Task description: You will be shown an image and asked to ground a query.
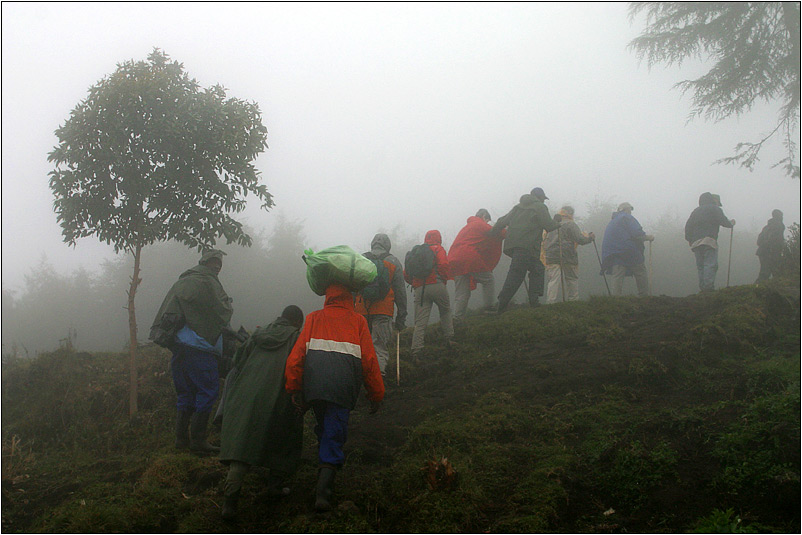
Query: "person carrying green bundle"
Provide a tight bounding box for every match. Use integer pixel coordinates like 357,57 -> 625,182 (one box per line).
219,305 -> 305,521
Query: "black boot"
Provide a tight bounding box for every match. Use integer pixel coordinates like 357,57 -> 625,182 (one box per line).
189,412 -> 220,453
221,490 -> 239,520
314,465 -> 337,512
175,409 -> 192,449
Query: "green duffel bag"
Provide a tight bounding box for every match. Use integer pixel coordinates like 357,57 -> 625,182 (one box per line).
303,245 -> 378,296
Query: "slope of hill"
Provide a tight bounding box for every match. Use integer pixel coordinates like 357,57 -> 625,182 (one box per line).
2,282 -> 799,533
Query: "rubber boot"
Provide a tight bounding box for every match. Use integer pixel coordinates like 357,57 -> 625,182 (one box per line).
189,411 -> 220,453
221,490 -> 239,521
314,465 -> 337,512
175,409 -> 192,449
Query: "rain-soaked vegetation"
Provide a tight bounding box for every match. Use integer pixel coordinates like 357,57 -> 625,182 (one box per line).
3,276 -> 798,533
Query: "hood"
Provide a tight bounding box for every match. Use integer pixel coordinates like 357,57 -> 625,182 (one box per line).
466,215 -> 487,225
698,192 -> 715,206
424,230 -> 442,246
324,283 -> 355,310
518,193 -> 537,206
558,209 -> 574,221
179,264 -> 220,281
251,316 -> 299,350
370,233 -> 391,256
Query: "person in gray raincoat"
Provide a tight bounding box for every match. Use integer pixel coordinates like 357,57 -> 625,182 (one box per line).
150,249 -> 233,454
219,306 -> 305,520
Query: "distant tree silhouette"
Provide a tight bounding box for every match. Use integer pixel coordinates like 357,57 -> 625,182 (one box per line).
48,49 -> 271,416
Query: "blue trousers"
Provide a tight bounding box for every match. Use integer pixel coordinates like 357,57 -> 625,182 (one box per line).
171,345 -> 219,413
694,245 -> 718,292
312,401 -> 350,467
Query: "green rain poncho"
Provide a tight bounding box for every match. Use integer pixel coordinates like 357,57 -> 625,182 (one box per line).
151,264 -> 233,346
219,317 -> 303,471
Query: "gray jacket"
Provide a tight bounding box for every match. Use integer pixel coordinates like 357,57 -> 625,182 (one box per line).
543,218 -> 593,266
365,233 -> 408,326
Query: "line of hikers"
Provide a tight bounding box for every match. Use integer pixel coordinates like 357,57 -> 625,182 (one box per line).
149,186 -> 787,519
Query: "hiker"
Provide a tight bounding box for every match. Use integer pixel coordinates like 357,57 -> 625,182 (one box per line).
285,283 -> 384,512
541,206 -> 595,303
404,230 -> 456,361
150,249 -> 234,453
354,233 -> 408,376
755,209 -> 785,283
492,187 -> 560,312
684,192 -> 735,292
447,209 -> 506,320
219,306 -> 305,520
600,202 -> 654,296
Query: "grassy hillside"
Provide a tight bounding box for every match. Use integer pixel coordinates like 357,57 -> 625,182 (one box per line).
2,282 -> 799,533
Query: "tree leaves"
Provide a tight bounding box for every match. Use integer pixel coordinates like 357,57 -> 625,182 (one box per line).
49,48 -> 272,253
629,2 -> 800,178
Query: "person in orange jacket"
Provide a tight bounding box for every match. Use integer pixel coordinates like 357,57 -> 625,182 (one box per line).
354,233 -> 408,376
285,283 -> 384,512
404,230 -> 455,361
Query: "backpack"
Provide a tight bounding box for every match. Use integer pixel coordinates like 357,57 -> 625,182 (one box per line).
359,253 -> 391,302
303,246 -> 378,296
756,225 -> 769,248
405,244 -> 436,280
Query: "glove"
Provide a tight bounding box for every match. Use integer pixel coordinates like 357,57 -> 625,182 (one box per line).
394,318 -> 406,332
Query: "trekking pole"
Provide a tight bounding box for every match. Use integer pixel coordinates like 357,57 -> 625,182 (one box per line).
396,331 -> 400,386
726,226 -> 734,287
649,242 -> 652,295
592,239 -> 612,296
558,227 -> 566,303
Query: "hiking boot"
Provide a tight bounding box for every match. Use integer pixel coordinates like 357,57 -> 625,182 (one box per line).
189,412 -> 220,454
314,465 -> 337,512
175,409 -> 192,449
221,490 -> 239,520
411,351 -> 423,366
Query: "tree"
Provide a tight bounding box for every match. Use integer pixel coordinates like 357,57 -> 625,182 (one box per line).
628,2 -> 801,178
48,49 -> 271,416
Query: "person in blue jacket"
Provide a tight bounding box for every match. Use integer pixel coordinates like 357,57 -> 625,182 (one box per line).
600,202 -> 654,296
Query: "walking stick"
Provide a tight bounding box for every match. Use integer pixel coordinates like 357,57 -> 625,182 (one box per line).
593,239 -> 612,296
726,226 -> 733,287
649,242 -> 652,295
558,227 -> 566,302
396,331 -> 400,386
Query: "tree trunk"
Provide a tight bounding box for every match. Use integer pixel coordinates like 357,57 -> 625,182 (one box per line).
127,244 -> 143,417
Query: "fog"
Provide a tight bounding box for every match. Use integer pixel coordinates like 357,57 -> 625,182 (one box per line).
2,3 -> 799,353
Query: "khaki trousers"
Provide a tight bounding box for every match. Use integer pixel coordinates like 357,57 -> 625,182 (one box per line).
453,272 -> 495,318
411,282 -> 454,354
545,264 -> 580,303
610,263 -> 649,296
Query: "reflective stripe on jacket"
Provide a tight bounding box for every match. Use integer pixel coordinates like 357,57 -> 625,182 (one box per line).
285,283 -> 384,409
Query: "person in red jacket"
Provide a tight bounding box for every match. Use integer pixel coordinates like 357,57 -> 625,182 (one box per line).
404,230 -> 455,361
447,209 -> 506,320
285,283 -> 384,512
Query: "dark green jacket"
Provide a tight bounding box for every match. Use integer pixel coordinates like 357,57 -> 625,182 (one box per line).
494,194 -> 559,256
219,317 -> 303,471
151,264 -> 233,346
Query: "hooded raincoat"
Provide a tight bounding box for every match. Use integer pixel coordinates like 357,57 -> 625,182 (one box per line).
151,264 -> 233,348
448,216 -> 505,281
404,230 -> 450,288
220,317 -> 302,471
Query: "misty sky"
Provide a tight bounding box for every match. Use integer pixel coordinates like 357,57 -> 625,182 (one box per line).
2,2 -> 800,293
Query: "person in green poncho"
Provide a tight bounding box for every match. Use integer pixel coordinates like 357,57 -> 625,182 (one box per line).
219,305 -> 305,521
150,249 -> 234,454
